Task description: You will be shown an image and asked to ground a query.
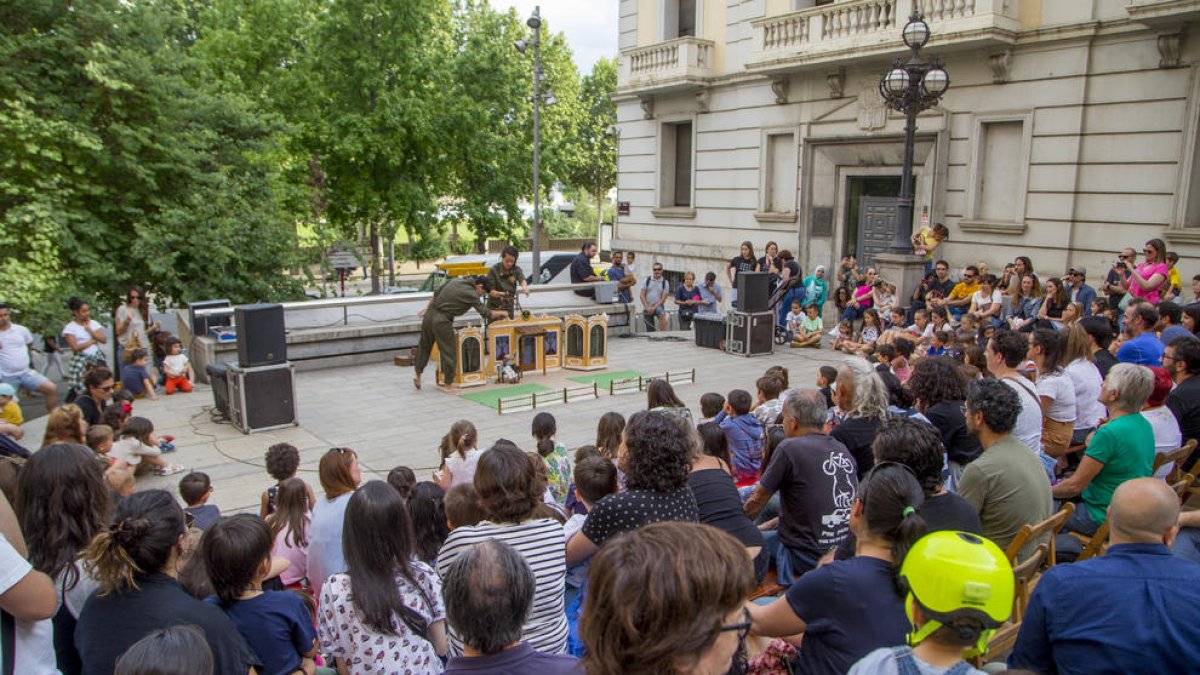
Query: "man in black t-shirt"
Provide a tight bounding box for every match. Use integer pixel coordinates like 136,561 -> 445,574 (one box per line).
1165,337 -> 1200,471
745,389 -> 857,583
569,242 -> 603,298
1105,247 -> 1136,309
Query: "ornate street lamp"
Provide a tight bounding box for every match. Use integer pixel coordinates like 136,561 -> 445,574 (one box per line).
878,12 -> 950,252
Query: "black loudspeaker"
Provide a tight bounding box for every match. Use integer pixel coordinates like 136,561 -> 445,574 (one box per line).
737,272 -> 771,312
227,363 -> 297,434
235,303 -> 286,367
205,362 -> 232,419
189,299 -> 232,337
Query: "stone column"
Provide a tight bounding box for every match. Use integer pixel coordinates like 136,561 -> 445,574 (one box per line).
873,252 -> 927,311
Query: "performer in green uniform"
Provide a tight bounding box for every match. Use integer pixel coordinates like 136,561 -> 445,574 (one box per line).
414,275 -> 507,391
486,245 -> 530,320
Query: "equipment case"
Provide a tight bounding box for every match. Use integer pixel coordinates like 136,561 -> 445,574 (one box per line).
725,311 -> 774,357
693,313 -> 726,349
227,362 -> 299,434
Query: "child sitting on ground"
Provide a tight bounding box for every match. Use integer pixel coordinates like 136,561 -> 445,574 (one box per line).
698,392 -> 725,425
840,308 -> 882,355
817,366 -> 838,409
891,338 -> 915,383
831,319 -> 855,351
386,465 -> 416,501
784,300 -> 805,342
0,382 -> 22,430
752,375 -> 786,426
444,483 -> 485,530
433,419 -> 482,490
907,309 -> 935,351
161,337 -> 194,394
110,416 -> 185,476
715,389 -> 765,488
259,443 -> 316,518
532,412 -> 572,504
180,471 -> 221,530
120,348 -> 158,400
927,330 -> 952,357
791,303 -> 824,348
266,477 -> 312,591
85,424 -> 115,464
877,308 -> 910,345
203,515 -> 323,675
563,456 -> 619,607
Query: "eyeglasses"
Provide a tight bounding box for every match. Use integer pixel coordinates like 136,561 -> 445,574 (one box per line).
720,607 -> 752,642
98,385 -> 114,392
653,267 -> 663,272
1144,248 -> 1155,254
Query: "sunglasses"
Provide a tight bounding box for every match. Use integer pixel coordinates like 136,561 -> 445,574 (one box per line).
653,268 -> 663,272
99,385 -> 114,392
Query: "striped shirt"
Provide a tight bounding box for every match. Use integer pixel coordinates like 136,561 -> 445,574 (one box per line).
435,518 -> 568,655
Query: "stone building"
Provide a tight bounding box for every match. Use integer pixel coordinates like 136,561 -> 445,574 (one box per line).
613,0 -> 1200,296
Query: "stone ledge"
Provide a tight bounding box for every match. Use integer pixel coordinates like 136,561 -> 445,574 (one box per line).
754,211 -> 798,224
650,207 -> 697,219
957,219 -> 1027,235
1163,228 -> 1200,246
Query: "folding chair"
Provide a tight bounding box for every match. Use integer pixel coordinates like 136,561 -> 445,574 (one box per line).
1005,502 -> 1074,568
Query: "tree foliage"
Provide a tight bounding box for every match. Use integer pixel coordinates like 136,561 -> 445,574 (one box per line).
0,0 -> 616,329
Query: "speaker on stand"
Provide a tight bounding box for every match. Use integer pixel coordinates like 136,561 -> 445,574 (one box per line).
228,303 -> 296,433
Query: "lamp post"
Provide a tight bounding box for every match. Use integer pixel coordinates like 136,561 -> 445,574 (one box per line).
878,12 -> 950,252
515,6 -> 555,283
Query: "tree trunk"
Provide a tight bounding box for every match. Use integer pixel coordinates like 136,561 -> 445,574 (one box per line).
369,221 -> 381,294
596,188 -> 604,245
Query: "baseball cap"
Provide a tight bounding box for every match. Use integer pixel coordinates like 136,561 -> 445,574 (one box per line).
1069,266 -> 1087,276
0,383 -> 15,397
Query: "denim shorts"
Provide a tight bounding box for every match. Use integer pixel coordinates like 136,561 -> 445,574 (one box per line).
1,370 -> 48,393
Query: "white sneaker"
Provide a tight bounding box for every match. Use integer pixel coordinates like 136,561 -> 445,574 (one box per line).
155,464 -> 187,476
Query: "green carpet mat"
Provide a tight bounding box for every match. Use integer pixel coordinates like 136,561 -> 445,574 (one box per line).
459,383 -> 553,409
567,370 -> 644,389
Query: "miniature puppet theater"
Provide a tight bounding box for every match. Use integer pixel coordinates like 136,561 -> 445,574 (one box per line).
435,311 -> 609,387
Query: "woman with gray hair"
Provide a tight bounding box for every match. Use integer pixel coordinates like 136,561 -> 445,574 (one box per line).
441,540 -> 578,673
1052,362 -> 1157,562
830,359 -> 891,478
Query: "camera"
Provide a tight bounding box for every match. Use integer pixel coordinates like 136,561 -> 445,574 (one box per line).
872,279 -> 884,288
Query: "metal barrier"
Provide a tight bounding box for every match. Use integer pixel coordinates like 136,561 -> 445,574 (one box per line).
608,369 -> 697,396
496,383 -> 599,415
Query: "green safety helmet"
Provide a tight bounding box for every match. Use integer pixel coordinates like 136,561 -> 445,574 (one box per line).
899,531 -> 1015,657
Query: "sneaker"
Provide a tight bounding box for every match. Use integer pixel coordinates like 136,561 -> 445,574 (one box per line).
155,464 -> 187,477
159,442 -> 177,453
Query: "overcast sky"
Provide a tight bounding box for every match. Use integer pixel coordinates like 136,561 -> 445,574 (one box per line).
493,0 -> 619,73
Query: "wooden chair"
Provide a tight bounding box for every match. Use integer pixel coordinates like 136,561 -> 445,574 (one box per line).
1170,473 -> 1196,503
971,542 -> 1049,668
1155,439 -> 1198,482
749,569 -> 786,601
1074,518 -> 1111,561
1005,502 -> 1074,568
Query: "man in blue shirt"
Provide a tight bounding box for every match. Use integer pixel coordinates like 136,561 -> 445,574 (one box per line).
1116,301 -> 1164,366
1010,477 -> 1200,674
1066,266 -> 1097,316
603,250 -> 634,303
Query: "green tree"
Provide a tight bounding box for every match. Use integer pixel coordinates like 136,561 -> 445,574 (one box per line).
307,0 -> 454,293
566,56 -> 618,236
0,0 -> 304,334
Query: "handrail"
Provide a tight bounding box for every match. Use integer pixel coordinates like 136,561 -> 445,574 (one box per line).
191,280 -> 613,318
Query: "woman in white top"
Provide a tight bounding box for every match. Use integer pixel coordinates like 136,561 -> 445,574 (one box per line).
1030,329 -> 1076,463
114,285 -> 159,374
62,297 -> 107,397
1062,325 -> 1106,447
434,420 -> 483,490
969,274 -> 1004,327
1143,365 -> 1184,479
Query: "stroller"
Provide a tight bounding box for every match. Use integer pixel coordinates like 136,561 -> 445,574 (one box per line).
767,277 -> 805,345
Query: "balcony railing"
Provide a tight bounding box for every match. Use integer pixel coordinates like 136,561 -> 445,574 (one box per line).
619,36 -> 715,94
1126,0 -> 1200,29
749,0 -> 1020,74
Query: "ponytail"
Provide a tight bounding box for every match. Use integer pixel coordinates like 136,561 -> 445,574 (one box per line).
441,420 -> 478,462
536,437 -> 555,458
859,463 -> 927,595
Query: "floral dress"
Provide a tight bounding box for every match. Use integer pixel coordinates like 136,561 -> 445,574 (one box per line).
543,441 -> 572,505
318,561 -> 444,674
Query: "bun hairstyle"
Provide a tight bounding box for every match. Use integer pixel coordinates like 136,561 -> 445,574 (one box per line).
532,412 -> 557,457
67,296 -> 87,313
84,490 -> 186,596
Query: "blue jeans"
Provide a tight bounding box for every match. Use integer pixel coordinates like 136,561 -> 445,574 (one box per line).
841,305 -> 866,323
1055,502 -> 1100,563
777,287 -> 807,325
762,530 -> 819,586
